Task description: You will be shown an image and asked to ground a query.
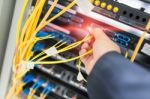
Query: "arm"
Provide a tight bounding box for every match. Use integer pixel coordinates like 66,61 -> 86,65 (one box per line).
88,51 -> 150,99
79,28 -> 150,99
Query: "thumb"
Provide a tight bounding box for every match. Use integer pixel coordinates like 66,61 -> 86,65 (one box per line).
93,28 -> 106,39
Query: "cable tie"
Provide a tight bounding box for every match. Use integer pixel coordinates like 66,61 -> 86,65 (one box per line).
21,61 -> 35,70
77,72 -> 84,82
44,46 -> 58,56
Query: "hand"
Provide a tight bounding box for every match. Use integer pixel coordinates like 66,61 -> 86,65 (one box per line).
79,28 -> 121,75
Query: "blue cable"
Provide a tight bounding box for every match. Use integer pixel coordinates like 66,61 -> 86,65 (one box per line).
42,83 -> 55,96
31,79 -> 45,90
32,43 -> 45,52
23,88 -> 30,95
23,74 -> 34,84
36,31 -> 50,37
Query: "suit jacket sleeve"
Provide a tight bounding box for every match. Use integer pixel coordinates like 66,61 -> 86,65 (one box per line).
87,51 -> 150,99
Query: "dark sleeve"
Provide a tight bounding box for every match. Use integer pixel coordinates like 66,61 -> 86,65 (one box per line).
87,51 -> 150,99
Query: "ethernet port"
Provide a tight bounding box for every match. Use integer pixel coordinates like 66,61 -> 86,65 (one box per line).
53,67 -> 64,75
65,89 -> 76,98
72,75 -> 80,84
124,37 -> 130,42
118,35 -> 123,39
121,41 -> 128,47
142,18 -> 147,23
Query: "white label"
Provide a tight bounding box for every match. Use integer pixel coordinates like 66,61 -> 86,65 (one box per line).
21,61 -> 34,70
44,47 -> 58,56
76,0 -> 94,13
141,43 -> 150,56
77,72 -> 84,81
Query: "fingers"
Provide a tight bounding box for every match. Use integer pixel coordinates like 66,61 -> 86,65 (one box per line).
93,28 -> 107,39
81,43 -> 91,50
79,49 -> 87,55
79,49 -> 88,63
79,49 -> 92,65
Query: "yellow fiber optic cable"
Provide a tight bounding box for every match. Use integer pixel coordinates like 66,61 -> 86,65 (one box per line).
77,60 -> 87,82
16,0 -> 29,44
15,0 -> 45,60
27,88 -> 36,99
30,49 -> 92,65
31,40 -> 63,61
39,0 -> 59,26
18,36 -> 53,52
125,50 -> 129,59
24,0 -> 46,42
14,82 -> 25,96
36,42 -> 81,61
57,36 -> 91,53
18,0 -> 42,45
33,0 -> 76,36
13,36 -> 53,72
55,41 -> 67,49
34,41 -> 66,61
18,0 -> 71,61
8,0 -> 44,98
15,69 -> 30,80
130,19 -> 150,62
35,0 -> 41,6
18,0 -> 76,64
36,40 -> 86,61
25,37 -> 54,60
15,41 -> 64,79
24,1 -> 45,42
40,93 -> 46,99
23,0 -> 58,42
35,35 -> 91,61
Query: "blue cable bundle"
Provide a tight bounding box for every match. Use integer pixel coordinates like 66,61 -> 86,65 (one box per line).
36,31 -> 76,44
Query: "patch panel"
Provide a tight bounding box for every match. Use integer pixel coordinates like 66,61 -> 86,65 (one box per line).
36,31 -> 76,44
63,89 -> 76,99
50,52 -> 86,73
36,64 -> 87,92
48,13 -> 83,27
42,4 -> 84,26
23,72 -> 88,99
32,30 -> 77,52
52,66 -> 65,78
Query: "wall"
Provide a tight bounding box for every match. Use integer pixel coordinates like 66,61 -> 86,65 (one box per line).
0,0 -> 16,72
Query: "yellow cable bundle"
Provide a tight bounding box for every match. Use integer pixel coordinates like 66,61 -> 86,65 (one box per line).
18,0 -> 59,60
31,49 -> 92,65
9,0 -> 95,98
24,0 -> 46,42
16,0 -> 29,44
33,35 -> 91,61
33,0 -> 76,37
18,0 -> 76,64
130,19 -> 150,62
